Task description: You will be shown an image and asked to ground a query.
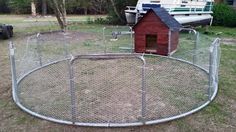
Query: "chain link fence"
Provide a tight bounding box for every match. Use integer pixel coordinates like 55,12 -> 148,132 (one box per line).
9,27 -> 220,127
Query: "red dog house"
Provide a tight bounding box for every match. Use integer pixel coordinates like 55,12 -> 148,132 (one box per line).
133,8 -> 182,56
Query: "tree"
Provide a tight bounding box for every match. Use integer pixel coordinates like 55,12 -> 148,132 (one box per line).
109,0 -> 124,23
80,0 -> 91,15
213,3 -> 236,27
42,0 -> 47,16
67,0 -> 92,15
49,0 -> 67,31
107,0 -> 137,24
31,0 -> 36,16
90,0 -> 108,14
7,0 -> 31,14
0,0 -> 10,13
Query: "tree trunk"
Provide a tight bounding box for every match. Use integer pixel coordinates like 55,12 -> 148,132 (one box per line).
84,8 -> 88,15
50,0 -> 67,31
42,0 -> 47,16
63,0 -> 66,25
109,0 -> 125,23
31,1 -> 36,16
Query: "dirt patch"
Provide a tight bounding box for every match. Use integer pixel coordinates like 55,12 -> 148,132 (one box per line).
39,31 -> 98,42
0,28 -> 235,131
221,38 -> 236,45
17,54 -> 208,124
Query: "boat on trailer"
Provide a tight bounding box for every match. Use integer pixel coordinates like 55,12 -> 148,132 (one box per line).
125,0 -> 214,26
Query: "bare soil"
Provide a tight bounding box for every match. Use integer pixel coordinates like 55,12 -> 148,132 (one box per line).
221,38 -> 236,45
1,30 -> 236,132
17,52 -> 208,125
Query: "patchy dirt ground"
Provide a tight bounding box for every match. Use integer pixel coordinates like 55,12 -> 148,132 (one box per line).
1,28 -> 236,132
17,54 -> 208,124
221,38 -> 236,45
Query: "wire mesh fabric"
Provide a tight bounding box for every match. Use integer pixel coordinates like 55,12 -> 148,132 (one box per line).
9,27 -> 221,127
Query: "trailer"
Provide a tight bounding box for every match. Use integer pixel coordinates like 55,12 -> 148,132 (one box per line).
0,24 -> 13,39
125,0 -> 214,26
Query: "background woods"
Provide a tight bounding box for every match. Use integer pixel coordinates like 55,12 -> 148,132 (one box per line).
0,0 -> 235,27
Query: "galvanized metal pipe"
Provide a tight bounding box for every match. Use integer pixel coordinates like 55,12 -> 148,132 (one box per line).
36,33 -> 42,66
208,46 -> 213,100
140,55 -> 147,119
103,27 -> 106,54
13,53 -> 217,127
11,36 -> 220,127
9,42 -> 18,103
193,32 -> 199,64
168,30 -> 171,56
63,32 -> 69,58
129,26 -> 134,53
68,60 -> 77,123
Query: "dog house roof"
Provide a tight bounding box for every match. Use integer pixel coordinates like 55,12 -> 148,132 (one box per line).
133,7 -> 182,31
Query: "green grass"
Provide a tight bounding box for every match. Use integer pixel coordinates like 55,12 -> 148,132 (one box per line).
0,15 -> 107,37
196,26 -> 236,37
15,116 -> 28,125
176,120 -> 195,132
218,45 -> 236,99
203,102 -> 229,123
0,15 -> 236,131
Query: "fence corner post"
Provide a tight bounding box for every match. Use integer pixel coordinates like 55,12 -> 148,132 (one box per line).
68,58 -> 77,124
9,41 -> 18,103
103,27 -> 106,54
193,32 -> 199,64
36,33 -> 42,66
140,55 -> 147,121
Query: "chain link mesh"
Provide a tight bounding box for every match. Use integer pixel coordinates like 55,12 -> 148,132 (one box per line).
72,55 -> 143,123
145,56 -> 208,120
18,61 -> 72,120
10,27 -> 221,126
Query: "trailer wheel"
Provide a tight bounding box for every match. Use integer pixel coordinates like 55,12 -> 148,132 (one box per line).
2,26 -> 10,39
8,26 -> 13,37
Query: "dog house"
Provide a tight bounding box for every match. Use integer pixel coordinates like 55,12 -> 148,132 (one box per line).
133,8 -> 182,56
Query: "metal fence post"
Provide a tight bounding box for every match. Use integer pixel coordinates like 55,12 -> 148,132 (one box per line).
36,33 -> 42,66
103,27 -> 106,54
208,45 -> 214,100
209,38 -> 221,100
63,32 -> 69,58
213,39 -> 220,94
215,39 -> 221,85
135,10 -> 139,24
140,56 -> 146,121
68,59 -> 77,123
168,30 -> 171,56
193,32 -> 199,64
129,26 -> 134,53
9,41 -> 18,103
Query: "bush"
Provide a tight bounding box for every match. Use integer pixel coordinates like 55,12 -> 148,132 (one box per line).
86,17 -> 94,24
86,17 -> 108,25
94,17 -> 108,24
213,3 -> 236,27
7,0 -> 31,14
0,0 -> 10,13
107,0 -> 137,25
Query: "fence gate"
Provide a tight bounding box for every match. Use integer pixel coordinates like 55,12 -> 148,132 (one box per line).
70,54 -> 145,124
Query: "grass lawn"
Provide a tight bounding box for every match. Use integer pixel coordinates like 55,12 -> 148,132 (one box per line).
0,15 -> 236,131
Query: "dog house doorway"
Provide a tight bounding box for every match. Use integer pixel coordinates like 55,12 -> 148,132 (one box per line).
146,34 -> 157,52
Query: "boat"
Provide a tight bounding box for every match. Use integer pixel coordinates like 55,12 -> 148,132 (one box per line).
125,0 -> 214,26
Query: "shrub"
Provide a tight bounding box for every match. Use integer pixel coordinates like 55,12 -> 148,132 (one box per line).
86,17 -> 94,24
94,17 -> 108,24
213,3 -> 236,27
86,17 -> 108,25
0,0 -> 10,13
107,0 -> 137,25
7,0 -> 31,14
